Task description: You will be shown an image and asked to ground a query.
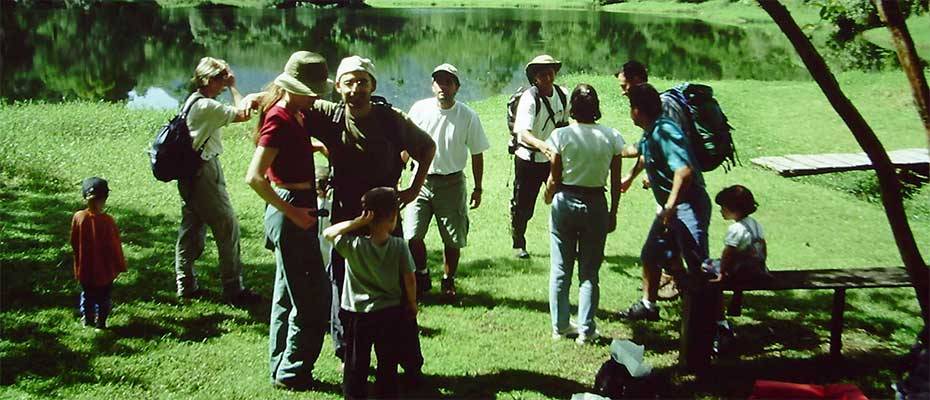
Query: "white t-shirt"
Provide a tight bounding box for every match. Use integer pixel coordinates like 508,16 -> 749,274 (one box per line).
183,94 -> 237,161
408,98 -> 490,175
546,123 -> 625,187
513,85 -> 569,163
724,216 -> 766,260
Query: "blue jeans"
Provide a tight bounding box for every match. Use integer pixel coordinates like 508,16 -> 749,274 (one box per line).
549,190 -> 608,336
265,188 -> 330,387
80,283 -> 112,324
641,190 -> 711,274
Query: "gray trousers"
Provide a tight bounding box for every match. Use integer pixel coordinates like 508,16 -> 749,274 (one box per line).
265,188 -> 330,386
175,157 -> 244,297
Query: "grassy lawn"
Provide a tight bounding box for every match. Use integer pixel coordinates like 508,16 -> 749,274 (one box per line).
861,12 -> 930,58
1,70 -> 928,399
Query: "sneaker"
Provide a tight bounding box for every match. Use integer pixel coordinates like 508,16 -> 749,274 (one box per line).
441,276 -> 456,299
272,379 -> 313,392
551,322 -> 580,340
514,248 -> 530,259
618,301 -> 660,321
227,288 -> 262,306
575,330 -> 601,345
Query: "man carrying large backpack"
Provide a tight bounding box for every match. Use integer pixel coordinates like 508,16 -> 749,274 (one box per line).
619,83 -> 711,322
509,54 -> 569,259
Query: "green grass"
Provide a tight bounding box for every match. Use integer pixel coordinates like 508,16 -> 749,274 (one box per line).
861,12 -> 930,58
1,70 -> 928,399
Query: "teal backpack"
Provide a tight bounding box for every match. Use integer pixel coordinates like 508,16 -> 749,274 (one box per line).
664,83 -> 738,172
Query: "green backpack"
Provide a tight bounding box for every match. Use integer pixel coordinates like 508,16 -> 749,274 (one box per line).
664,83 -> 738,172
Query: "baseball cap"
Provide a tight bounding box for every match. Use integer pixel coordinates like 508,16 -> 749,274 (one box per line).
431,63 -> 460,86
82,177 -> 109,199
336,56 -> 376,84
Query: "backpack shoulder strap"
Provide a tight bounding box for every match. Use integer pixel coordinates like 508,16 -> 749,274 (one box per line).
180,92 -> 205,119
554,85 -> 567,117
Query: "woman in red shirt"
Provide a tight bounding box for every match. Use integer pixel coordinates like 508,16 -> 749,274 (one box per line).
245,51 -> 333,392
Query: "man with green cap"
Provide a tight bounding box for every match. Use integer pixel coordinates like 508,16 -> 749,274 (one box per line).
306,55 -> 435,375
510,54 -> 570,259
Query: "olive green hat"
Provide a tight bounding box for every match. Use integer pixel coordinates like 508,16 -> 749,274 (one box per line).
274,51 -> 333,97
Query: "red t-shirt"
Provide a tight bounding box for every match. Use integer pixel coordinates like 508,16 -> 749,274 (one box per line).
257,105 -> 315,184
71,209 -> 127,287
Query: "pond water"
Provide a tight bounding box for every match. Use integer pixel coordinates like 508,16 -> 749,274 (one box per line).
2,4 -> 810,110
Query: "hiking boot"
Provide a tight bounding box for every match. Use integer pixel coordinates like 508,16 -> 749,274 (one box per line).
81,314 -> 95,328
514,248 -> 530,259
657,282 -> 680,301
95,316 -> 108,330
713,324 -> 736,355
441,276 -> 456,299
575,330 -> 601,345
416,271 -> 432,297
618,301 -> 660,321
178,287 -> 207,302
227,288 -> 262,307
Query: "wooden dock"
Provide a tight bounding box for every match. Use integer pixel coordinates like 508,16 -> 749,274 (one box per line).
750,148 -> 929,177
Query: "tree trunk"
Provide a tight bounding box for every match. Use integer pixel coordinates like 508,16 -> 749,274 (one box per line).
757,0 -> 929,324
871,0 -> 930,154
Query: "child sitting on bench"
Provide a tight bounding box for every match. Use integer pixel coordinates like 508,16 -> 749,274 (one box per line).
703,184 -> 769,353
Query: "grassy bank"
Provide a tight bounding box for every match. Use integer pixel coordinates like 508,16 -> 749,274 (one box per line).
1,70 -> 928,399
861,12 -> 930,57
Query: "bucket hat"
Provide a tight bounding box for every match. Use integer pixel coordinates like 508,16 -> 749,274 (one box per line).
274,51 -> 333,97
524,54 -> 562,83
336,56 -> 377,84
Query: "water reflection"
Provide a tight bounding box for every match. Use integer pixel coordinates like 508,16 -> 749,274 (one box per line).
1,4 -> 811,109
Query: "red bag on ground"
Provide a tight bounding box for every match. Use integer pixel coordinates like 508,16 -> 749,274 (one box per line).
748,380 -> 868,400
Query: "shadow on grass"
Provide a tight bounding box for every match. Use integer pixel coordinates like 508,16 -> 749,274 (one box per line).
408,368 -> 590,399
0,168 -> 275,389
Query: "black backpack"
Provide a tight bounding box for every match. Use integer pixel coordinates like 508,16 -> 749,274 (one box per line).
149,94 -> 207,182
663,83 -> 738,172
505,85 -> 567,154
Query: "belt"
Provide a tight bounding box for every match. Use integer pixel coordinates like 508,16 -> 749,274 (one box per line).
559,184 -> 605,195
427,171 -> 463,178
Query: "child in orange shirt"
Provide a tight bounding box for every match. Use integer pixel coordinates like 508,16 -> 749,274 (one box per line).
71,177 -> 126,329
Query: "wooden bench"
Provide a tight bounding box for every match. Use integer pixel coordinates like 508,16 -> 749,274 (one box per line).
680,267 -> 912,369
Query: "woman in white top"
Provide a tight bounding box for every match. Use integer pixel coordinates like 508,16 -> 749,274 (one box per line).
175,56 -> 259,303
543,84 -> 625,344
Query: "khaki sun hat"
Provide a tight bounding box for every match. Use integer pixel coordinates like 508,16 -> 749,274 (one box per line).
431,63 -> 460,86
274,51 -> 333,97
336,55 -> 377,84
524,54 -> 562,83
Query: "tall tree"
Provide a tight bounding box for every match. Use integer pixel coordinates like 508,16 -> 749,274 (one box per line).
870,0 -> 930,153
757,0 -> 929,324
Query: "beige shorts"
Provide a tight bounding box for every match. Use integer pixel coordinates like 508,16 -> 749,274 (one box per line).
403,172 -> 469,248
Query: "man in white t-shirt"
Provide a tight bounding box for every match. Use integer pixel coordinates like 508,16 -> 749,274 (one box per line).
510,54 -> 570,259
406,63 -> 489,299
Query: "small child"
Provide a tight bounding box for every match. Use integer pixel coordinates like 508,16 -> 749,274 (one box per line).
323,187 -> 418,400
703,185 -> 768,283
702,184 -> 768,353
70,177 -> 127,330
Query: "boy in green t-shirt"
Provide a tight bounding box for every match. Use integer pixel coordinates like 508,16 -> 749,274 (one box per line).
323,187 -> 418,399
